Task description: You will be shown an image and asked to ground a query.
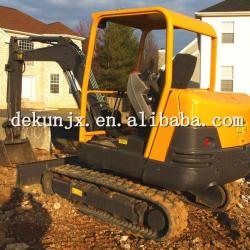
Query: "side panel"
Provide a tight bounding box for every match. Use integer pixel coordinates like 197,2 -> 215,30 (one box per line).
178,90 -> 250,148
148,90 -> 180,162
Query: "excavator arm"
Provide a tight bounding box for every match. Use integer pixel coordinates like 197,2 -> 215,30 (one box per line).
1,36 -> 108,166
5,36 -> 108,139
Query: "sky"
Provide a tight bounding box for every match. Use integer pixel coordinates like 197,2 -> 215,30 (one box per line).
0,0 -> 221,51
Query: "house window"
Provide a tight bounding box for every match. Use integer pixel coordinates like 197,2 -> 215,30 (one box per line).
221,66 -> 234,92
50,74 -> 60,94
222,21 -> 234,43
19,40 -> 34,51
18,40 -> 35,66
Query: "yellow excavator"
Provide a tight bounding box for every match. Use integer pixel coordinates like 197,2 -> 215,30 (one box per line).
12,7 -> 250,240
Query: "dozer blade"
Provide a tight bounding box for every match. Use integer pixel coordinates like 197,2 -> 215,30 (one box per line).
16,156 -> 79,187
0,139 -> 36,167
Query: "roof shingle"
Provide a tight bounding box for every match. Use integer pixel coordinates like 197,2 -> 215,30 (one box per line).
200,0 -> 250,13
0,6 -> 79,36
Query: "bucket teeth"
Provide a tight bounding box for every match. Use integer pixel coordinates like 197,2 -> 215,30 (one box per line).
0,139 -> 36,166
0,140 -> 12,166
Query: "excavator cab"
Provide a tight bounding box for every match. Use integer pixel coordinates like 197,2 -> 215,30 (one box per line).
78,8 -> 215,171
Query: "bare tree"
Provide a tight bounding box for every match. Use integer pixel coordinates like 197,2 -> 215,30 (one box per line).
74,19 -> 90,53
140,32 -> 159,73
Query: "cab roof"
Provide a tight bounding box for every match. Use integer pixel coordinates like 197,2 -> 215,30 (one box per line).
92,6 -> 217,38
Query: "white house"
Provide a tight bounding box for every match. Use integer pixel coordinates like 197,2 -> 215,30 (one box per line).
0,6 -> 84,110
195,0 -> 250,93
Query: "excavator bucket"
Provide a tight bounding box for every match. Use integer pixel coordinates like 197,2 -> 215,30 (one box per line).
0,139 -> 36,167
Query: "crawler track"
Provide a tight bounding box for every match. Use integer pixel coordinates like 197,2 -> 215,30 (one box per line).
44,164 -> 188,240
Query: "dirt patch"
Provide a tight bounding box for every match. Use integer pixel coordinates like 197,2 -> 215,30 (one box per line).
0,163 -> 249,249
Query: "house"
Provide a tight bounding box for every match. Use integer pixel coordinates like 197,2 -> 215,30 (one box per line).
197,0 -> 250,93
181,0 -> 250,94
0,6 -> 84,110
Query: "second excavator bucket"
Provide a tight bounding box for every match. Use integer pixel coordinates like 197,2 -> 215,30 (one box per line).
0,139 -> 36,167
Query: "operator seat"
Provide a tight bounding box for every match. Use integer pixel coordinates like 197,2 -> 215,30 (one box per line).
158,53 -> 197,91
127,54 -> 197,122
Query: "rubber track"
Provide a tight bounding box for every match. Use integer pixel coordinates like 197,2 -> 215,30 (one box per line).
50,164 -> 188,240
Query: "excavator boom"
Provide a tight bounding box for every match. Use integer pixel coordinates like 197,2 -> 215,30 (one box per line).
1,36 -> 108,166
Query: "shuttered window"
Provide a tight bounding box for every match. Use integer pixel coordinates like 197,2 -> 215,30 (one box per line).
50,74 -> 60,94
18,40 -> 35,66
222,21 -> 234,43
221,66 -> 234,92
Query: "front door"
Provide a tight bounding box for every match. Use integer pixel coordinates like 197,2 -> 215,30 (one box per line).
22,76 -> 35,100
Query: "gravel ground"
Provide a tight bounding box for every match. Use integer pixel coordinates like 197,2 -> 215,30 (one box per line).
0,151 -> 249,250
